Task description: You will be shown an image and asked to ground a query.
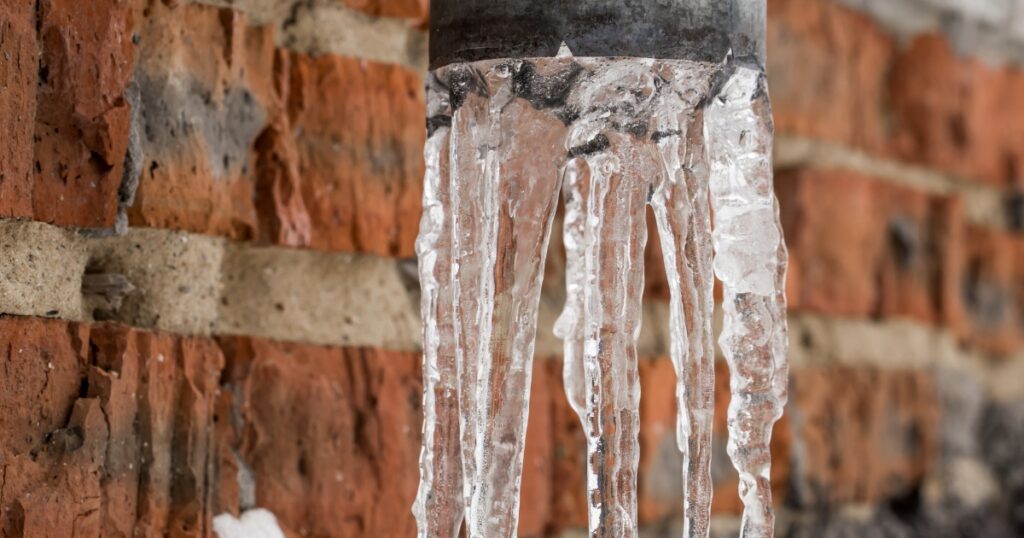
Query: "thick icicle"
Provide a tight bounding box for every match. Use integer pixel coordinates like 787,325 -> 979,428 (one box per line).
706,66 -> 789,538
650,64 -> 717,538
413,74 -> 464,538
445,61 -> 567,537
418,55 -> 788,538
562,60 -> 669,537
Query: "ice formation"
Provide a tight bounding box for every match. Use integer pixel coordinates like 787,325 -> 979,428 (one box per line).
414,53 -> 788,538
212,509 -> 285,538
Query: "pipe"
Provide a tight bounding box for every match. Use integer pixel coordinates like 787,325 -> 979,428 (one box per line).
429,0 -> 766,69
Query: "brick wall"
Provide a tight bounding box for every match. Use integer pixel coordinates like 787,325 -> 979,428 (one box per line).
0,0 -> 1022,536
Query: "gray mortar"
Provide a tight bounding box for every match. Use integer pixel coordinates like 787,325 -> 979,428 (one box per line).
0,220 -> 88,320
217,244 -> 422,351
194,0 -> 429,70
86,229 -> 224,335
838,0 -> 1024,66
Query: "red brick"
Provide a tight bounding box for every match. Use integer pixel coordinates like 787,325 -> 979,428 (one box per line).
128,2 -> 425,256
956,226 -> 1024,356
215,337 -> 423,538
31,0 -> 135,228
788,367 -> 939,507
286,53 -> 425,257
0,318 -> 224,537
0,0 -> 37,219
777,168 -> 962,325
0,0 -> 135,228
889,35 -> 1024,188
129,3 -> 273,240
768,0 -> 1024,187
767,0 -> 895,155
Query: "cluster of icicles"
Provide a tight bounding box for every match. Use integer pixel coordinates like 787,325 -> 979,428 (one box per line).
413,50 -> 788,538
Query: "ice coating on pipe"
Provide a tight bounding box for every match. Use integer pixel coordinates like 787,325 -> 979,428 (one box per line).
415,55 -> 787,538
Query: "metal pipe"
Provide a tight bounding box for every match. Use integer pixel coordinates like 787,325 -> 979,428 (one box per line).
430,0 -> 766,69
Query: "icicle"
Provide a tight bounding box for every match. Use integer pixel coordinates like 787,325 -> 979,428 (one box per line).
413,73 -> 464,538
649,62 -> 717,538
445,61 -> 567,537
706,66 -> 789,538
417,56 -> 787,538
561,60 -> 671,538
555,162 -> 587,420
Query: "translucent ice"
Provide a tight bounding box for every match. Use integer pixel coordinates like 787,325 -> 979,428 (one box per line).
415,57 -> 787,538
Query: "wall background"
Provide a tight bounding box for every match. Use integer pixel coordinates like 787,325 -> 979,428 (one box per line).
0,0 -> 1022,535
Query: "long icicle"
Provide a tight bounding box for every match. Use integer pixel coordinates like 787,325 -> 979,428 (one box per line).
566,133 -> 652,538
650,64 -> 717,537
413,74 -> 465,538
706,65 -> 789,538
448,61 -> 566,537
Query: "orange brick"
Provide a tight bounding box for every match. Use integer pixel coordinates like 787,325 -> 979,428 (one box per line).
215,337 -> 423,537
128,3 -> 274,240
0,0 -> 136,229
128,2 -> 425,256
286,53 -> 425,257
890,35 -> 1024,188
788,367 -> 939,507
767,0 -> 895,156
0,318 -> 225,536
956,226 -> 1024,356
777,168 -> 963,325
0,0 -> 37,220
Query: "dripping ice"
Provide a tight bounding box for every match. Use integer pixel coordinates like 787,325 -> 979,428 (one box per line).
414,54 -> 788,538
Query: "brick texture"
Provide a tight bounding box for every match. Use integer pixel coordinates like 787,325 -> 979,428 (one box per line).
0,317 -> 224,537
0,0 -> 134,229
128,2 -> 424,256
214,337 -> 423,537
769,0 -> 1024,187
0,0 -> 36,219
2,0 -> 1024,535
776,168 -> 963,325
0,315 -> 941,536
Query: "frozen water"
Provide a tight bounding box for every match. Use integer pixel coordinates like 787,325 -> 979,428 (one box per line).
415,56 -> 788,538
212,509 -> 285,538
707,67 -> 789,538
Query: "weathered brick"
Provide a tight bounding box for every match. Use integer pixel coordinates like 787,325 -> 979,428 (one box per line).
215,337 -> 423,537
777,168 -> 962,325
889,35 -> 1024,188
0,0 -> 135,228
956,226 -> 1024,356
0,317 -> 224,537
129,3 -> 273,239
0,0 -> 37,219
769,0 -> 1024,188
129,2 -> 425,256
787,366 -> 939,507
32,0 -> 135,228
286,53 -> 424,257
768,0 -> 896,156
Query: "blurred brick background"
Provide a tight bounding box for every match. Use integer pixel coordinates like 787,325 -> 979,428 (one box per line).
1,0 -> 1023,536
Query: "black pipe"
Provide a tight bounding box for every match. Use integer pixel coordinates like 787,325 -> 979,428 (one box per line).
430,0 -> 765,70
